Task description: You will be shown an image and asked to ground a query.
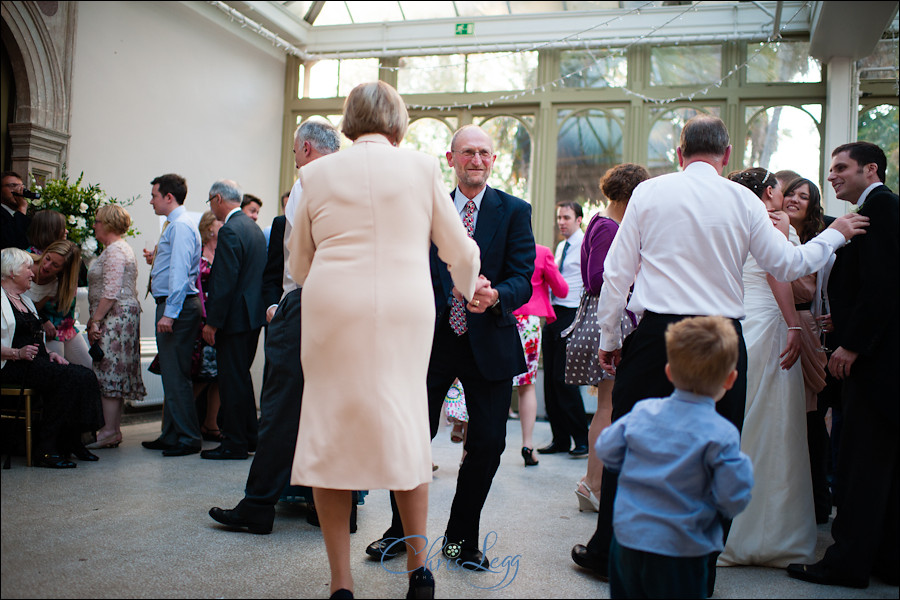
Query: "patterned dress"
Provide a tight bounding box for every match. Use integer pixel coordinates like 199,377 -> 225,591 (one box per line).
87,240 -> 146,401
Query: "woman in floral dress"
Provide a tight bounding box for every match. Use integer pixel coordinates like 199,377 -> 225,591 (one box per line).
85,205 -> 146,449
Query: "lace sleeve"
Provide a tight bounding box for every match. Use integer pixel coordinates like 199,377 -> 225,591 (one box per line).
101,242 -> 128,300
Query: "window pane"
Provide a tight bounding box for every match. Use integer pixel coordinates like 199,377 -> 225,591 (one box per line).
402,117 -> 458,191
650,45 -> 721,86
744,105 -> 821,180
397,55 -> 465,94
338,59 -> 381,97
466,52 -> 538,93
747,41 -> 821,83
305,60 -> 339,98
857,39 -> 900,80
478,116 -> 534,202
858,104 -> 899,192
560,50 -> 627,88
556,109 -> 625,210
647,107 -> 720,176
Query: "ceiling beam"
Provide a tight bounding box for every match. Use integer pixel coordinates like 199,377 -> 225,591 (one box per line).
808,1 -> 899,62
222,0 -> 311,44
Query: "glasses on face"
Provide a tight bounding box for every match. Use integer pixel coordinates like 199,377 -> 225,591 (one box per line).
207,195 -> 216,204
453,149 -> 492,160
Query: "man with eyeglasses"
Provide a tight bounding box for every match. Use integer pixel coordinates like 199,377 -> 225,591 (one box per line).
366,124 -> 536,570
1,172 -> 31,250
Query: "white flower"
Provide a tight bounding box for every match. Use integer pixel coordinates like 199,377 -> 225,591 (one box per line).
32,198 -> 43,207
82,238 -> 98,256
79,202 -> 89,213
68,215 -> 76,225
75,216 -> 87,229
93,193 -> 100,201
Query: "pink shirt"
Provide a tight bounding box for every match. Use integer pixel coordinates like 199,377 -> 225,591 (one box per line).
513,244 -> 569,323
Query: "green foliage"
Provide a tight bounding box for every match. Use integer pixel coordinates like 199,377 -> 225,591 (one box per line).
858,104 -> 899,193
29,170 -> 139,257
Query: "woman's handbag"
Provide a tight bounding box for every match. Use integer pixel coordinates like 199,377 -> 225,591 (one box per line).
561,291 -> 636,386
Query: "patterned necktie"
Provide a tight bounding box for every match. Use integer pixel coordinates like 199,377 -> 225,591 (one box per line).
449,200 -> 477,335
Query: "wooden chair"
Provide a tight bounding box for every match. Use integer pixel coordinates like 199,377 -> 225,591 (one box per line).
1,385 -> 40,467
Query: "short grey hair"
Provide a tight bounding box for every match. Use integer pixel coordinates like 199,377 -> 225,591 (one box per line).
209,180 -> 243,204
680,114 -> 730,159
296,119 -> 340,155
1,247 -> 34,280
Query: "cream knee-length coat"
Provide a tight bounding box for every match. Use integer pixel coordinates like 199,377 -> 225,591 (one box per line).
287,133 -> 480,491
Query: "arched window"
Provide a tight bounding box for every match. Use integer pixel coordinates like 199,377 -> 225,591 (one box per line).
744,105 -> 821,180
477,115 -> 534,202
647,107 -> 720,176
556,108 -> 625,211
404,117 -> 457,191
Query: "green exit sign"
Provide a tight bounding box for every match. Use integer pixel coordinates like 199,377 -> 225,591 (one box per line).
455,23 -> 474,35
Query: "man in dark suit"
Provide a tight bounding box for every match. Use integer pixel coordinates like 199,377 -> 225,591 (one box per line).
201,180 -> 267,460
261,212 -> 286,313
208,119 -> 340,533
366,124 -> 535,569
1,172 -> 32,250
788,141 -> 898,589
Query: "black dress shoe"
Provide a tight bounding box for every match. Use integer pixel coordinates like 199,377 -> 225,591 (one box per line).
35,453 -> 77,469
407,566 -> 435,599
569,444 -> 590,458
366,535 -> 408,560
442,540 -> 489,571
70,447 -> 99,461
330,590 -> 353,600
537,442 -> 569,454
571,544 -> 608,580
787,561 -> 868,589
200,446 -> 249,460
162,444 -> 201,457
209,507 -> 273,534
521,447 -> 539,466
142,438 -> 174,451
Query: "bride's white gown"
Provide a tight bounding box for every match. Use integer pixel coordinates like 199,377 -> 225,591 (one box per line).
718,244 -> 817,568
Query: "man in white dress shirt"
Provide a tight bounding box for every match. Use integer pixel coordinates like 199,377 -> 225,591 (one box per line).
539,201 -> 590,457
570,114 -> 869,591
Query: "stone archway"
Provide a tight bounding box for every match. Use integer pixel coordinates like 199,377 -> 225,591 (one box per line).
1,1 -> 76,182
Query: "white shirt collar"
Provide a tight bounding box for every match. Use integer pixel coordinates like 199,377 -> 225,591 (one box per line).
224,206 -> 242,224
2,204 -> 15,217
856,182 -> 882,209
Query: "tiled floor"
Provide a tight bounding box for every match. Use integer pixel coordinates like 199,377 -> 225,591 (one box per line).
1,415 -> 895,599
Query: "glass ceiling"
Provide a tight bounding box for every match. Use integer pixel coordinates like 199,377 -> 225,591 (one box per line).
279,1 -> 734,27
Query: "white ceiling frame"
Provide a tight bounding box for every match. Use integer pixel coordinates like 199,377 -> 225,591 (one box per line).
210,1 -> 813,60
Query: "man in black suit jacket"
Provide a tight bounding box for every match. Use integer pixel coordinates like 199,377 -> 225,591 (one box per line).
367,125 -> 536,569
1,172 -> 32,250
262,213 -> 286,312
788,142 -> 899,588
201,180 -> 268,460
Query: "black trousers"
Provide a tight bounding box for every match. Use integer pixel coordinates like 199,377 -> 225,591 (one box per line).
236,289 -> 303,519
386,316 -> 512,550
586,312 -> 747,590
217,327 -> 261,453
542,305 -> 588,448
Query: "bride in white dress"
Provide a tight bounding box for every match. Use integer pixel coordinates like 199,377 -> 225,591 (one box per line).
718,168 -> 817,568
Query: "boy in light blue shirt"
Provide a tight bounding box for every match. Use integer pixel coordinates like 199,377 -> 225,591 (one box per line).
596,315 -> 754,599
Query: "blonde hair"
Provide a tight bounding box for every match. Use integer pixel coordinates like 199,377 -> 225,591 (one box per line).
341,81 -> 408,144
665,316 -> 738,397
95,204 -> 132,235
39,239 -> 81,313
198,210 -> 219,245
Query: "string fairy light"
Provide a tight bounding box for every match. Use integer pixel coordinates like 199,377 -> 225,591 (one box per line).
206,0 -> 831,109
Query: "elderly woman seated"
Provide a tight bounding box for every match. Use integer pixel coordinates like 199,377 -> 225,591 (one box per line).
1,247 -> 104,468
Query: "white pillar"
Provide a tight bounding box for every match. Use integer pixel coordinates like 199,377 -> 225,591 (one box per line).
822,57 -> 858,216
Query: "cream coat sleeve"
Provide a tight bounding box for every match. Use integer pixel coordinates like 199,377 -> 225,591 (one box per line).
428,160 -> 480,300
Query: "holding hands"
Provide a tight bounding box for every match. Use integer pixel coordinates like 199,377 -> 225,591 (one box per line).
452,275 -> 497,314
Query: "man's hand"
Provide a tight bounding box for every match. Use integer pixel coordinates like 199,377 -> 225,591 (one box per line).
468,276 -> 496,314
157,316 -> 174,333
780,329 -> 801,370
266,305 -> 278,323
768,209 -> 790,236
599,348 -> 621,375
143,247 -> 156,265
827,346 -> 858,380
202,324 -> 217,346
829,213 -> 869,241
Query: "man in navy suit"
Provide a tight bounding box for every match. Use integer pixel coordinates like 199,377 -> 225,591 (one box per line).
1,172 -> 31,250
788,142 -> 898,588
367,125 -> 536,569
201,180 -> 268,460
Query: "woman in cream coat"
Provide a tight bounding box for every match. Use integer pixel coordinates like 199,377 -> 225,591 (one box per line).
287,82 -> 480,599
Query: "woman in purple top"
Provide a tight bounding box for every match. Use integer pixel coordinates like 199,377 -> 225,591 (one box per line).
575,163 -> 650,513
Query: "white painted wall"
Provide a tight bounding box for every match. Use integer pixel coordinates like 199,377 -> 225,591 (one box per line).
67,1 -> 287,401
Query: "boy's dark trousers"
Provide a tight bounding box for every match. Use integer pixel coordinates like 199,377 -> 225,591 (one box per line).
609,535 -> 709,599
